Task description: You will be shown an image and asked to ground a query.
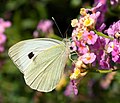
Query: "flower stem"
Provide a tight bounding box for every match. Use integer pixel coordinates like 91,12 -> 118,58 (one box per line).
94,30 -> 114,40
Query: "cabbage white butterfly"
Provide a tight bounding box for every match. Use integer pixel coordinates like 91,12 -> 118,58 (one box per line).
8,38 -> 70,92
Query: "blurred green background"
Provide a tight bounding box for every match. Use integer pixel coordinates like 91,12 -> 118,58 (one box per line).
0,0 -> 120,103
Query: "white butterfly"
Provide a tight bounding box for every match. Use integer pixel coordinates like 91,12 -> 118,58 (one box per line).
8,38 -> 70,92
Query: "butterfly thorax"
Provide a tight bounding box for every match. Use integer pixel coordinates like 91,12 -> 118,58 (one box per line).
63,38 -> 71,54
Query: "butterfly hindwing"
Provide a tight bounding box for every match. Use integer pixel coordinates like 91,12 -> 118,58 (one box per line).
24,44 -> 68,92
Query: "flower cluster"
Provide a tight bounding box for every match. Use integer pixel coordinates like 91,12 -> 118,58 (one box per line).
33,20 -> 53,38
64,80 -> 78,97
70,3 -> 120,82
0,18 -> 11,52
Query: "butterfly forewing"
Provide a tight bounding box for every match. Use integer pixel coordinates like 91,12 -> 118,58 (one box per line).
8,38 -> 70,92
8,38 -> 64,73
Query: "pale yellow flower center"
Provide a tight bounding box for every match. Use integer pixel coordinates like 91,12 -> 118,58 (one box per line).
83,18 -> 94,27
70,68 -> 80,79
80,8 -> 87,16
77,32 -> 83,40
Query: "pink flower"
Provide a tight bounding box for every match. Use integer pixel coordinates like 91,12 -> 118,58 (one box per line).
33,30 -> 39,38
110,0 -> 119,5
104,39 -> 120,63
0,25 -> 5,33
2,21 -> 11,28
71,42 -> 77,51
64,82 -> 74,97
0,33 -> 6,44
93,1 -> 107,29
64,80 -> 78,97
96,0 -> 107,5
107,41 -> 114,53
92,2 -> 102,11
106,20 -> 120,37
37,20 -> 53,33
81,53 -> 96,64
0,46 -> 4,52
83,31 -> 98,45
76,41 -> 89,54
0,18 -> 11,28
99,57 -> 110,69
0,18 -> 11,33
90,11 -> 101,21
112,43 -> 120,63
98,23 -> 106,31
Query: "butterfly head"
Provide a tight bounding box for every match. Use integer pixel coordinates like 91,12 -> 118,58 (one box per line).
63,38 -> 73,52
63,38 -> 71,45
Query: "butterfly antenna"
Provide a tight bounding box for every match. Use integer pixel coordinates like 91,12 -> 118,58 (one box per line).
52,17 -> 63,38
64,24 -> 70,39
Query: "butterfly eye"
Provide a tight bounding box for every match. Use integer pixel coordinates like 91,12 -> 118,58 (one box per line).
28,52 -> 34,59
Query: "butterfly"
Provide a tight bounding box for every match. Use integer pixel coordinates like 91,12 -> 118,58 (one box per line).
8,38 -> 70,92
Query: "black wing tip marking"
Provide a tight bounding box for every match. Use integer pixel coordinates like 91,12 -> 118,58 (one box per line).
28,52 -> 34,59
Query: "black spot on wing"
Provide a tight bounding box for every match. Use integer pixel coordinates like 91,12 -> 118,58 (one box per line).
28,52 -> 34,59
